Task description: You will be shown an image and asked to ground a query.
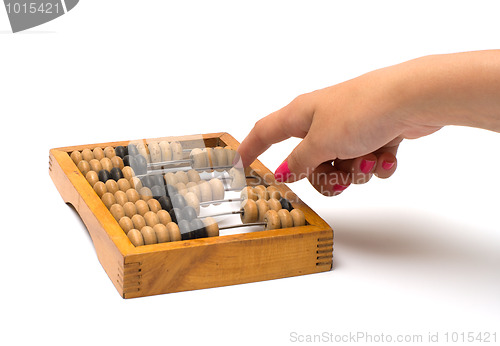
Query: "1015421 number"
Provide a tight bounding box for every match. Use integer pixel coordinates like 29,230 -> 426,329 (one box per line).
5,2 -> 61,14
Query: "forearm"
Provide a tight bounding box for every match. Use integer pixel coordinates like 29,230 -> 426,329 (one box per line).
392,50 -> 500,133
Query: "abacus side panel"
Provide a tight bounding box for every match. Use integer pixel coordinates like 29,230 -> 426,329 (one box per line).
49,149 -> 127,296
122,228 -> 333,298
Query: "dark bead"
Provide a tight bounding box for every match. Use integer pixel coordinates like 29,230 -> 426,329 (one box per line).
151,185 -> 166,199
115,146 -> 127,159
279,197 -> 293,211
169,208 -> 181,223
110,167 -> 124,181
127,144 -> 139,157
123,155 -> 135,167
171,194 -> 187,209
98,169 -> 111,183
178,219 -> 192,239
158,196 -> 173,212
165,184 -> 177,197
180,206 -> 197,221
132,155 -> 147,175
189,218 -> 207,239
150,174 -> 164,187
140,175 -> 154,188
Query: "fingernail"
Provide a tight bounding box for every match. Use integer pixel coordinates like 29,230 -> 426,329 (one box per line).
360,159 -> 375,174
381,160 -> 395,170
274,160 -> 291,182
332,184 -> 349,192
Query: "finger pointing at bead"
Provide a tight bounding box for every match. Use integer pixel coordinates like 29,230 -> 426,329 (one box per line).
237,94 -> 316,168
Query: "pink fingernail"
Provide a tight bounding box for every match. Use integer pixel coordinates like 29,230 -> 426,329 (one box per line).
382,160 -> 395,170
332,184 -> 348,192
360,159 -> 375,174
274,160 -> 291,182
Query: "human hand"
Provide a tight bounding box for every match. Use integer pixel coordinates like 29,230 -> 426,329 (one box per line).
237,61 -> 442,196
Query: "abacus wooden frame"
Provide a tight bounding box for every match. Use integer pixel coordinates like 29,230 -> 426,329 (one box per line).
49,132 -> 333,299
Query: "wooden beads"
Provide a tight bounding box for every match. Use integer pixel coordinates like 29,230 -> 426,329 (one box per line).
70,142 -> 306,247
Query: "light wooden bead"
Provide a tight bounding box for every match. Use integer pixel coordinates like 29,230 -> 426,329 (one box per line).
277,209 -> 293,228
204,148 -> 217,169
141,226 -> 158,245
117,178 -> 131,192
130,177 -> 143,190
131,214 -> 146,230
123,202 -> 137,218
267,186 -> 281,200
224,146 -> 236,166
159,141 -> 172,161
186,169 -> 201,183
170,141 -> 183,162
135,200 -> 149,216
198,181 -> 212,205
267,198 -> 282,212
229,167 -> 245,189
110,204 -> 125,221
111,156 -> 124,169
105,179 -> 119,195
175,171 -> 189,185
184,192 -> 200,215
153,224 -> 170,243
77,160 -> 90,176
164,172 -> 177,186
175,182 -> 187,196
100,157 -> 113,172
139,187 -> 153,201
144,211 -> 160,227
70,150 -> 82,165
127,229 -> 144,247
256,199 -> 270,222
203,217 -> 219,237
93,147 -> 105,160
147,199 -> 161,213
166,222 -> 181,241
213,146 -> 226,172
81,148 -> 94,162
119,216 -> 134,234
89,159 -> 102,173
101,192 -> 116,209
254,185 -> 269,200
241,199 -> 258,223
136,143 -> 149,162
114,190 -> 128,206
125,188 -> 140,203
264,210 -> 281,230
122,166 -> 135,180
148,142 -> 162,163
104,146 -> 116,159
86,171 -> 99,187
93,181 -> 107,198
157,210 -> 172,225
186,182 -> 201,201
209,178 -> 225,205
190,148 -> 207,169
290,209 -> 306,227
240,186 -> 258,201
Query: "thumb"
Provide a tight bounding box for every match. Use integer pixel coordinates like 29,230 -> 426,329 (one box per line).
275,136 -> 330,183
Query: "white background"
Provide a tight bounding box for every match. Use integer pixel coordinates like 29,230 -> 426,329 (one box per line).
1,1 -> 499,345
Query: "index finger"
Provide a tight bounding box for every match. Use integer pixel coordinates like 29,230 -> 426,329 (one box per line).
237,94 -> 316,167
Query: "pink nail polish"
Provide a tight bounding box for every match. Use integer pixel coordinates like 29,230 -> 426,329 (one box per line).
332,184 -> 348,192
360,159 -> 375,174
381,160 -> 395,170
274,160 -> 291,182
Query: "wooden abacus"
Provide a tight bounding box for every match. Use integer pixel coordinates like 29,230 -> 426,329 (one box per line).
49,132 -> 333,298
